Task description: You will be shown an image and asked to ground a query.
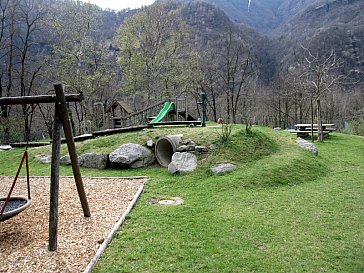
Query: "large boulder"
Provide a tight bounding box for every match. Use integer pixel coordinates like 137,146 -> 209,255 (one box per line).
296,138 -> 318,156
79,153 -> 109,169
109,143 -> 155,168
168,152 -> 197,174
211,163 -> 236,174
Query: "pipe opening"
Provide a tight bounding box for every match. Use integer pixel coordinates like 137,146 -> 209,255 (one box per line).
155,135 -> 182,167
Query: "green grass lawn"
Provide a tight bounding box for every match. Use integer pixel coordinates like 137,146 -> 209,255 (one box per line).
1,126 -> 363,272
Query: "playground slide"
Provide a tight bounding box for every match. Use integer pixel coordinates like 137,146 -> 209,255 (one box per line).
150,102 -> 175,123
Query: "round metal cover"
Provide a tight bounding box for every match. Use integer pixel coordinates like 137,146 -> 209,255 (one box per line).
158,199 -> 175,205
157,197 -> 184,206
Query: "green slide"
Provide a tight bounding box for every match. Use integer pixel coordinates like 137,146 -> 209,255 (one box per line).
150,102 -> 175,123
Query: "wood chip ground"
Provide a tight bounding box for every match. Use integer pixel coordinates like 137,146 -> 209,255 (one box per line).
0,176 -> 146,273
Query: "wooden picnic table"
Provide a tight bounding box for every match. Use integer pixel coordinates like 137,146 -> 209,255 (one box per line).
294,123 -> 336,131
290,124 -> 336,138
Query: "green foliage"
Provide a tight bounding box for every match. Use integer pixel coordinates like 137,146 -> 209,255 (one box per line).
345,119 -> 364,136
46,1 -> 118,134
0,116 -> 24,144
116,0 -> 199,102
216,122 -> 232,145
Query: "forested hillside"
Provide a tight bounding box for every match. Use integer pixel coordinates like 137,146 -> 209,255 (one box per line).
277,0 -> 364,75
178,0 -> 320,34
0,0 -> 363,144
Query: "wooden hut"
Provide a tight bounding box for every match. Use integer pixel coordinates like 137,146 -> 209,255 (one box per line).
105,100 -> 134,128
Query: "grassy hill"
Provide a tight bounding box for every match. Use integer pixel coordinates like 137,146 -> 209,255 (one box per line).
1,125 -> 363,272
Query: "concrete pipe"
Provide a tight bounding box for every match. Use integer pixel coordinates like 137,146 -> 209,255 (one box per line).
155,134 -> 183,167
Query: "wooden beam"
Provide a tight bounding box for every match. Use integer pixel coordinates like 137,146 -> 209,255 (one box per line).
49,105 -> 62,251
93,124 -> 150,137
54,83 -> 90,218
0,94 -> 83,105
10,142 -> 50,147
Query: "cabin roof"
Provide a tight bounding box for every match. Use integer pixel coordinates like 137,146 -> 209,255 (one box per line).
105,100 -> 134,114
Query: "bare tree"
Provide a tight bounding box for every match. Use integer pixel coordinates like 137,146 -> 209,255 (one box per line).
217,28 -> 254,124
298,45 -> 343,141
15,0 -> 47,141
0,0 -> 18,143
198,50 -> 221,122
47,0 -> 115,134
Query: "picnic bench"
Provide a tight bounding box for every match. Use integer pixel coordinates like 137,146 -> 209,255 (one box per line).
289,123 -> 336,138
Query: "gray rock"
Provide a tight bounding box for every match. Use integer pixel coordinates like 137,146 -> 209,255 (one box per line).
36,154 -> 52,164
60,155 -> 71,165
296,138 -> 318,155
109,143 -> 155,168
79,153 -> 109,169
146,139 -> 154,148
181,138 -> 196,146
209,144 -> 217,151
211,163 -> 237,174
274,127 -> 282,131
195,146 -> 208,154
176,144 -> 195,152
168,152 -> 197,174
0,145 -> 13,151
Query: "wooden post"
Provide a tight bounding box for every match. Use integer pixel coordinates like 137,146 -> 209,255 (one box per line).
49,105 -> 62,251
175,96 -> 179,121
201,93 -> 206,127
54,83 -> 91,217
185,97 -> 188,121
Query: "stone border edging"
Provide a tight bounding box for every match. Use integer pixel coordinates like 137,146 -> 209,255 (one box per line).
83,176 -> 148,273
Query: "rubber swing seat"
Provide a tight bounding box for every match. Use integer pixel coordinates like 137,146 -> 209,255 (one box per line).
0,196 -> 32,222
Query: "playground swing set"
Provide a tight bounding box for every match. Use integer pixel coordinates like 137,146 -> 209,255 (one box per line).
0,83 -> 90,251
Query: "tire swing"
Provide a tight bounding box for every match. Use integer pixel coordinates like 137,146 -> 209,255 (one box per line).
0,150 -> 31,222
0,105 -> 35,222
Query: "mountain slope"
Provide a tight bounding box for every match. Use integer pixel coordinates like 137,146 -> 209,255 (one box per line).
178,0 -> 322,35
277,0 -> 364,76
180,1 -> 278,82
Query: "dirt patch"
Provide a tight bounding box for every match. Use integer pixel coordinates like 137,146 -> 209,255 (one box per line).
0,176 -> 146,273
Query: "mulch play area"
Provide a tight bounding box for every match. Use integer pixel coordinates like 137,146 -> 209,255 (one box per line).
0,176 -> 146,272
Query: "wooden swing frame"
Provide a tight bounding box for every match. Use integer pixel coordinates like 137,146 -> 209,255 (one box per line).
0,83 -> 90,251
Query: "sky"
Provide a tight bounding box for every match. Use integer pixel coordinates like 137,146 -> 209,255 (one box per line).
86,0 -> 156,11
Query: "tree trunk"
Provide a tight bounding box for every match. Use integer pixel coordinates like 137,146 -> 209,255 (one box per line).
226,87 -> 230,123
284,100 -> 289,129
317,98 -> 323,142
278,95 -> 282,128
38,105 -> 53,139
311,98 -> 314,142
211,95 -> 217,122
